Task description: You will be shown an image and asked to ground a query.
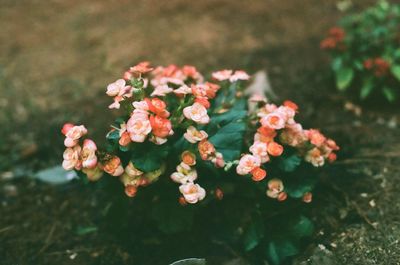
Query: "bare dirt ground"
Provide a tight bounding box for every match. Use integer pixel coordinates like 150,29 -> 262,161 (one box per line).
1,0 -> 400,264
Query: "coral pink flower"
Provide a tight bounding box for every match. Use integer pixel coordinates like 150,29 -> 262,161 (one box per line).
212,70 -> 232,81
279,123 -> 307,147
257,104 -> 278,118
179,182 -> 206,204
81,139 -> 97,169
306,129 -> 326,147
125,185 -> 138,197
151,85 -> 173,97
82,166 -> 103,181
236,154 -> 261,175
229,70 -> 250,82
127,112 -> 152,143
254,127 -> 277,143
198,140 -> 216,160
102,156 -> 124,176
184,126 -> 208,143
181,151 -> 196,166
283,100 -> 299,112
249,141 -> 269,163
145,98 -> 170,118
61,123 -> 75,136
183,102 -> 210,124
129,61 -> 153,75
149,115 -> 173,138
194,97 -> 210,109
267,142 -> 284,156
182,65 -> 202,80
62,145 -> 82,170
251,167 -> 267,182
303,192 -> 312,203
119,131 -> 131,146
261,113 -> 286,130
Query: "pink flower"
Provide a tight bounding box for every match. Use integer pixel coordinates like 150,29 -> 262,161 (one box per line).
124,162 -> 143,177
184,126 -> 208,143
149,115 -> 173,138
279,123 -> 307,147
64,125 -> 88,147
127,112 -> 152,143
249,141 -> 269,163
129,61 -> 153,74
81,139 -> 97,169
305,129 -> 326,147
211,152 -> 225,168
183,102 -> 210,124
179,182 -> 206,204
174,85 -> 192,96
236,154 -> 261,175
229,70 -> 250,82
257,104 -> 278,118
132,100 -> 149,113
61,123 -> 74,136
149,135 -> 168,145
106,79 -> 129,97
249,94 -> 267,103
260,113 -> 286,130
212,70 -> 232,81
62,145 -> 82,170
151,85 -> 173,97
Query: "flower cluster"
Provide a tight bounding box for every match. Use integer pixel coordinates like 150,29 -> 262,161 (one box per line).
363,57 -> 391,77
320,27 -> 346,51
321,1 -> 400,102
236,100 -> 339,202
62,61 -> 337,207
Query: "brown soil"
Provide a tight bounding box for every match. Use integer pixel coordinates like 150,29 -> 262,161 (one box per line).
1,0 -> 399,264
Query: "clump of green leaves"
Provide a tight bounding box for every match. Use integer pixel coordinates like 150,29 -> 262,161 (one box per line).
321,0 -> 400,102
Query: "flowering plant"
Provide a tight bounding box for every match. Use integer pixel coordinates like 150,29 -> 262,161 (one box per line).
61,62 -> 338,264
321,0 -> 400,102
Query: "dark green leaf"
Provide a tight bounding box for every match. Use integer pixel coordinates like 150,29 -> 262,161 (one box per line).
106,130 -> 120,140
336,67 -> 354,91
278,155 -> 301,172
131,144 -> 169,172
289,215 -> 314,239
266,239 -> 299,265
209,122 -> 246,161
285,175 -> 316,199
360,79 -> 374,99
243,214 -> 265,251
151,201 -> 194,234
76,226 -> 98,236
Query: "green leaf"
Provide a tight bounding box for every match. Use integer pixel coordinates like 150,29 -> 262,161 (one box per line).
285,175 -> 316,199
336,67 -> 354,91
151,201 -> 194,234
243,214 -> 265,251
289,215 -> 314,239
390,65 -> 400,82
131,144 -> 169,172
331,57 -> 343,72
266,239 -> 299,265
106,130 -> 120,140
209,122 -> 246,161
360,79 -> 374,99
382,87 -> 397,102
278,155 -> 301,172
76,226 -> 98,236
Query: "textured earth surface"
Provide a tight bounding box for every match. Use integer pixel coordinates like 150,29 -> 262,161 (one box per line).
1,0 -> 399,264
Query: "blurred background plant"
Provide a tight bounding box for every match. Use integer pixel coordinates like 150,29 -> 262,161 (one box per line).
321,0 -> 400,102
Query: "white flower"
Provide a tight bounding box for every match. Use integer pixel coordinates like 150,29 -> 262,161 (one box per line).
236,154 -> 261,175
183,103 -> 210,124
183,126 -> 208,143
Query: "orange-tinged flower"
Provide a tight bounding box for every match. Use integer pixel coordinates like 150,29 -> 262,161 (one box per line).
277,192 -> 288,202
306,129 -> 326,147
184,126 -> 208,143
194,97 -> 210,109
119,131 -> 131,146
303,192 -> 312,203
327,152 -> 337,163
125,185 -> 138,197
179,182 -> 206,204
215,188 -> 224,200
129,61 -> 153,74
261,113 -> 286,130
145,98 -> 170,118
181,151 -> 196,166
198,140 -> 216,160
150,115 -> 172,138
251,167 -> 267,182
283,100 -> 299,112
267,142 -> 284,156
236,154 -> 261,175
102,156 -> 124,176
